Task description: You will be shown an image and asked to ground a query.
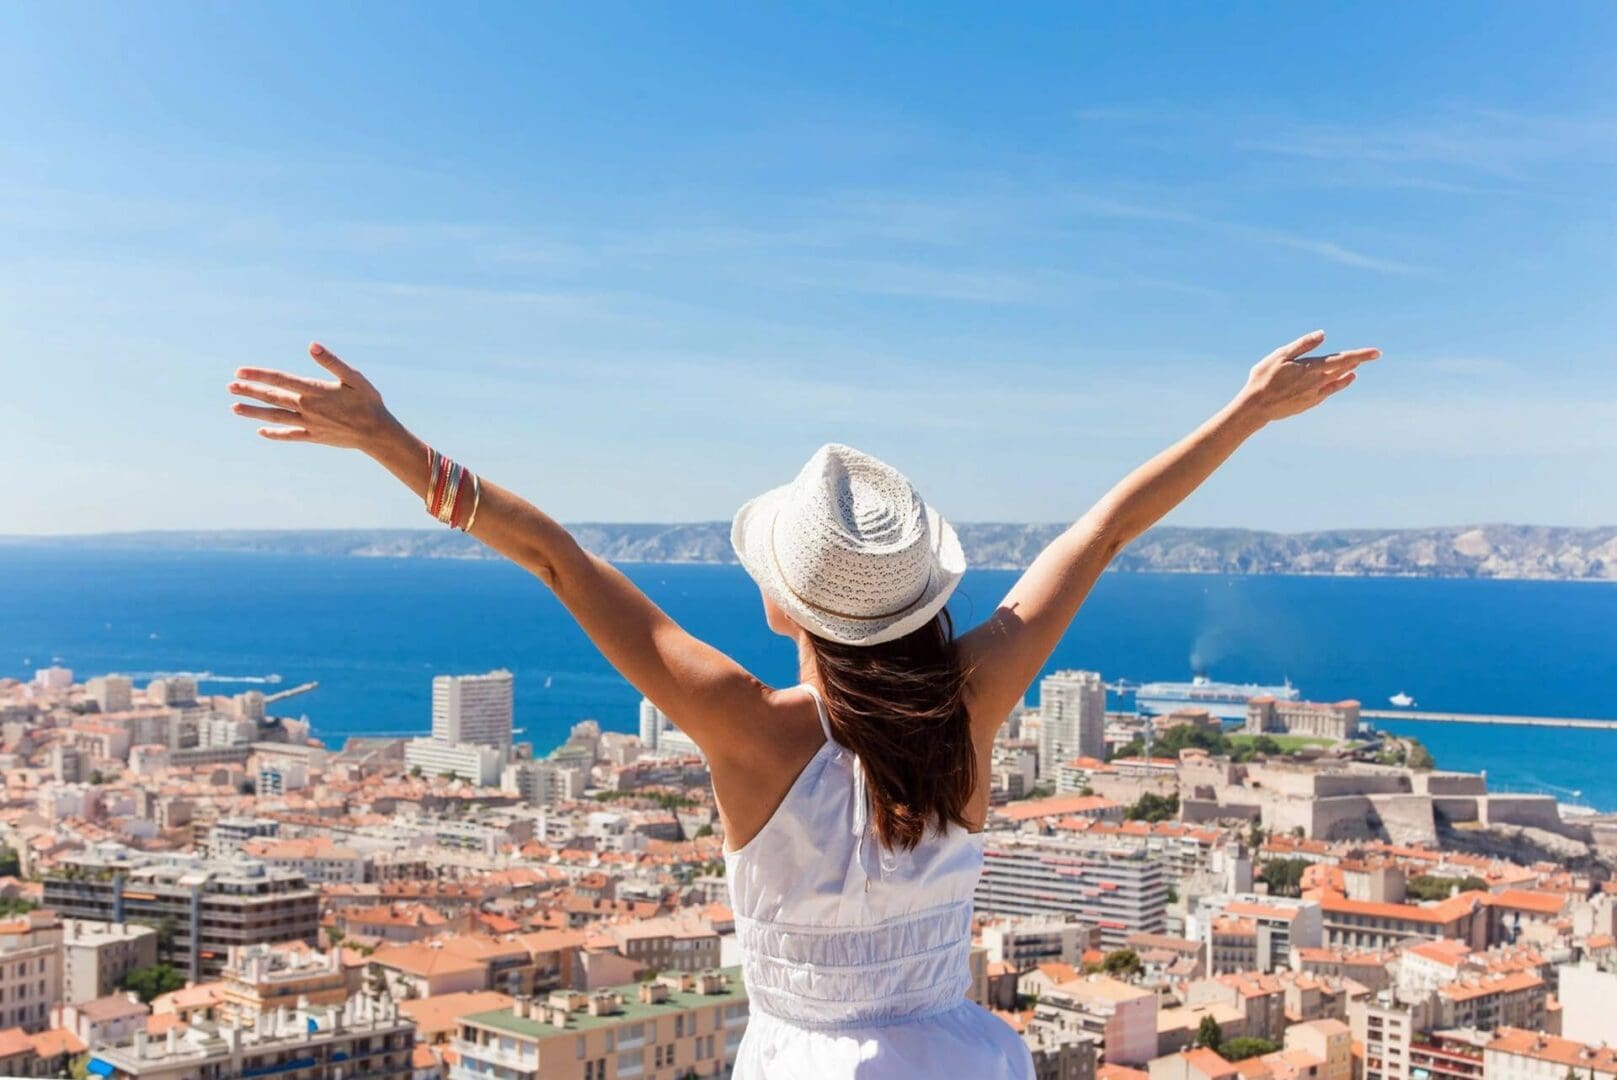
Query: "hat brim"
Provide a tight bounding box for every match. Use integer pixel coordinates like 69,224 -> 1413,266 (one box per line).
730,483 -> 966,647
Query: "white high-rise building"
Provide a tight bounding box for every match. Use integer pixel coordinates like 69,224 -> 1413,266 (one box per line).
33,666 -> 73,691
639,697 -> 664,751
146,675 -> 198,706
431,670 -> 514,750
636,697 -> 703,759
86,675 -> 133,713
1037,670 -> 1107,772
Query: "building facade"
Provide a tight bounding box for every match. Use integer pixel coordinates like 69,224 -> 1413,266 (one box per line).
452,969 -> 748,1080
433,670 -> 515,750
43,847 -> 320,980
1038,671 -> 1107,771
976,834 -> 1167,949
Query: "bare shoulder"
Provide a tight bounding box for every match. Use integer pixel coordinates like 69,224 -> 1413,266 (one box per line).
957,614 -> 1023,739
710,683 -> 831,853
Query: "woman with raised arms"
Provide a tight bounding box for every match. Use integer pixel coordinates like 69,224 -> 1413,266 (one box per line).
229,330 -> 1376,1078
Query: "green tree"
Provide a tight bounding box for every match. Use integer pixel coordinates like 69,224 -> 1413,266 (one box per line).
1101,949 -> 1142,977
694,824 -> 715,838
0,897 -> 36,917
1407,874 -> 1487,901
1406,739 -> 1436,770
1258,858 -> 1310,897
1222,1037 -> 1281,1061
409,765 -> 423,778
1247,822 -> 1266,849
1124,793 -> 1180,823
0,847 -> 18,878
121,963 -> 186,1004
1197,1013 -> 1223,1051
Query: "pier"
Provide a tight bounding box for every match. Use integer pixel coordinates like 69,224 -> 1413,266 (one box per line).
1363,708 -> 1617,732
264,681 -> 318,704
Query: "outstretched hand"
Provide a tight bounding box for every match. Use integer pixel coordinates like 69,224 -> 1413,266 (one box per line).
228,343 -> 399,450
1236,330 -> 1380,424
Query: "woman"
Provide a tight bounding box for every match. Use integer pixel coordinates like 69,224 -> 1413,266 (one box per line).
228,330 -> 1376,1077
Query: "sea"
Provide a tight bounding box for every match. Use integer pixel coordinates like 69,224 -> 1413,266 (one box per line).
3,546 -> 1616,810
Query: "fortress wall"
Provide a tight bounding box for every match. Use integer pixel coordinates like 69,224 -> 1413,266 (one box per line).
1478,795 -> 1566,831
1418,772 -> 1488,796
1431,796 -> 1480,824
1262,794 -> 1328,837
1304,796 -> 1375,841
1315,773 -> 1413,797
1182,797 -> 1258,824
1091,774 -> 1178,806
1245,766 -> 1323,798
1366,794 -> 1439,846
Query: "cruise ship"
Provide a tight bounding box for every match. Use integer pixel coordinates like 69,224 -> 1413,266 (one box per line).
1132,672 -> 1300,721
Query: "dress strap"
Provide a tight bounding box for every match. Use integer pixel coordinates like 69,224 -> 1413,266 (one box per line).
799,683 -> 835,744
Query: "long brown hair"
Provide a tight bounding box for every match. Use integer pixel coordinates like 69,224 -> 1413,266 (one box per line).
807,610 -> 976,851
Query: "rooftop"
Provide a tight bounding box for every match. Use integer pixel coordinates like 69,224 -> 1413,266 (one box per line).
462,967 -> 746,1038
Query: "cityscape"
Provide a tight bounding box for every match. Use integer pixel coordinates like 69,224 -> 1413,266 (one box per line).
0,660 -> 1611,1078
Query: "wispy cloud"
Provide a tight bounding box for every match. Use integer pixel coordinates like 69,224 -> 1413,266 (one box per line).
1058,192 -> 1428,276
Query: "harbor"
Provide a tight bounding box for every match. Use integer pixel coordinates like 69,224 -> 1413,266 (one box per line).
1363,708 -> 1617,731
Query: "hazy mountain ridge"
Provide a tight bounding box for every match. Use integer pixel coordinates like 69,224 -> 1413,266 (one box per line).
9,523 -> 1617,581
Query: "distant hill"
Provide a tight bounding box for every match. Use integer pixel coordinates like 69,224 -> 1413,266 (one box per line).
8,523 -> 1617,581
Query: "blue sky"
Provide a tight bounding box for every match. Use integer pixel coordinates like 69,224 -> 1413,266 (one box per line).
3,3 -> 1614,534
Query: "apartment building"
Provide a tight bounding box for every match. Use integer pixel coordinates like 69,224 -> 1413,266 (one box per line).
980,914 -> 1097,970
218,943 -> 355,1027
1348,992 -> 1434,1080
1434,970 -> 1545,1031
1035,975 -> 1158,1068
1038,670 -> 1107,771
61,918 -> 157,1006
1191,894 -> 1323,974
1407,1033 -> 1486,1080
452,968 -> 749,1080
604,916 -> 721,974
1483,1028 -> 1617,1080
1286,1018 -> 1353,1080
206,816 -> 279,856
977,833 -> 1168,949
88,994 -> 414,1080
433,670 -> 515,750
1318,891 -> 1488,951
240,836 -> 371,885
43,846 -> 320,979
0,911 -> 64,1032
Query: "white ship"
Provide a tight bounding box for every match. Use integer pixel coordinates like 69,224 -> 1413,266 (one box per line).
1389,691 -> 1416,708
1133,672 -> 1300,721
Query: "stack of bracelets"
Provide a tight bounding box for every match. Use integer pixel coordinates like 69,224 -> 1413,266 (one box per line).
425,447 -> 482,532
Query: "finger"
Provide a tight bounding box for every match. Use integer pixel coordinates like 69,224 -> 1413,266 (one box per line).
228,381 -> 299,409
1267,330 -> 1326,364
232,403 -> 304,425
258,426 -> 312,442
233,367 -> 327,393
1319,371 -> 1357,399
308,343 -> 372,390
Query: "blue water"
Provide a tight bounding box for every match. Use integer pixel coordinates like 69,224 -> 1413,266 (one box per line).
3,547 -> 1616,808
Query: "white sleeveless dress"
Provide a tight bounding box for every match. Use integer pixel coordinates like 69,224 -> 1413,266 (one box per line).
724,684 -> 1034,1078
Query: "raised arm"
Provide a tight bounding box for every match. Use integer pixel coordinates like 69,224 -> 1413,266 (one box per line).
228,343 -> 767,755
959,330 -> 1380,727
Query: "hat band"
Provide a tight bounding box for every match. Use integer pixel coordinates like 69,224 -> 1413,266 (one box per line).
769,508 -> 934,624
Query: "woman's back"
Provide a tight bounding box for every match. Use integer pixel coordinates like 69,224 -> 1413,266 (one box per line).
724,683 -> 1033,1078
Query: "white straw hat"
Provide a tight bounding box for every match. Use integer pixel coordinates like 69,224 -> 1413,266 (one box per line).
731,443 -> 966,646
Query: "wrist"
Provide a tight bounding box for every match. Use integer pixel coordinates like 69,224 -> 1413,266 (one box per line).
360,414 -> 418,464
1223,391 -> 1270,436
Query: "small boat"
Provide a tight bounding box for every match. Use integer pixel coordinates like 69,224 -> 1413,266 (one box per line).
1389,691 -> 1416,708
543,676 -> 553,689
